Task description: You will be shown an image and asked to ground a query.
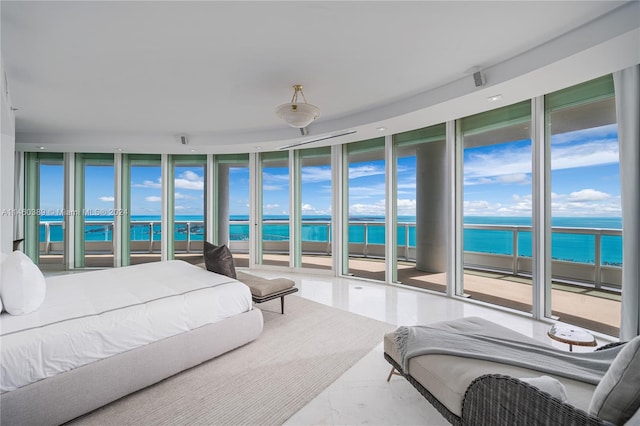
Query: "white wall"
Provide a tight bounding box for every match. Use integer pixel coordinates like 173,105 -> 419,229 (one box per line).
1,57 -> 16,253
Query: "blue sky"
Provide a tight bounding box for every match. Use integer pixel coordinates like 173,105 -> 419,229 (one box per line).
464,123 -> 620,217
39,123 -> 620,219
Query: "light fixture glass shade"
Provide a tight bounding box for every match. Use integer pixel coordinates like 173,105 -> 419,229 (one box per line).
275,102 -> 320,128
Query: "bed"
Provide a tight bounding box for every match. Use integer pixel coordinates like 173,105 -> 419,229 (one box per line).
0,260 -> 263,425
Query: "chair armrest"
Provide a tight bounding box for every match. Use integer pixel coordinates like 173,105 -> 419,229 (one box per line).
596,341 -> 626,351
461,374 -> 608,426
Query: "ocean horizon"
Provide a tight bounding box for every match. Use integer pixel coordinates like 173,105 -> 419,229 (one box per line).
38,215 -> 623,265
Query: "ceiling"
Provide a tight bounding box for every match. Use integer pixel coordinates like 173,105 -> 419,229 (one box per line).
2,1 -> 639,154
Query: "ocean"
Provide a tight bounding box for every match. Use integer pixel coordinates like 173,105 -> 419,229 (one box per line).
38,215 -> 623,266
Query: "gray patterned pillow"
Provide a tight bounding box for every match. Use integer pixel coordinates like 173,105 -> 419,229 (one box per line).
589,335 -> 640,424
203,242 -> 237,279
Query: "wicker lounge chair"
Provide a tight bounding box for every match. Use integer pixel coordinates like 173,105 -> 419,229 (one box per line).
384,318 -> 638,426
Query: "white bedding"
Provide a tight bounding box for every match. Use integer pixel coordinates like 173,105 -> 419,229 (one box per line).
0,260 -> 253,393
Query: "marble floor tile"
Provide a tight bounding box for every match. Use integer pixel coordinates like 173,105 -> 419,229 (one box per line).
261,270 -> 614,425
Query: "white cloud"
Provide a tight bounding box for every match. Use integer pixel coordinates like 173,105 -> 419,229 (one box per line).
175,171 -> 204,190
498,173 -> 530,184
551,124 -> 617,145
264,203 -> 280,210
133,171 -> 204,191
349,183 -> 386,199
397,181 -> 417,190
145,196 -> 161,202
301,167 -> 332,183
464,200 -> 491,211
464,190 -> 620,217
133,179 -> 161,189
263,185 -> 283,191
567,188 -> 611,202
99,196 -> 114,202
348,164 -> 386,179
300,203 -> 332,215
397,198 -> 416,216
263,171 -> 290,183
349,200 -> 386,216
551,140 -> 619,170
463,131 -> 618,185
174,192 -> 195,200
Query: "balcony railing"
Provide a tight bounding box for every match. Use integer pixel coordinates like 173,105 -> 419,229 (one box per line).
38,220 -> 622,290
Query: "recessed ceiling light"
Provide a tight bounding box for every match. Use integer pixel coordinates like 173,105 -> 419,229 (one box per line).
190,149 -> 196,153
487,94 -> 503,102
38,146 -> 45,150
255,146 -> 262,150
377,126 -> 386,131
116,148 -> 123,152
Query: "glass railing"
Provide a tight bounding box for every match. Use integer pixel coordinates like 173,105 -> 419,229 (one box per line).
38,220 -> 622,288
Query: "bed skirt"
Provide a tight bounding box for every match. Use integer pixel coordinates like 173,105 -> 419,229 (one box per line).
1,308 -> 263,426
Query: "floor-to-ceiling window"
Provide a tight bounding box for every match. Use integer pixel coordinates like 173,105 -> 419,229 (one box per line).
345,137 -> 386,281
299,146 -> 333,270
23,152 -> 66,269
172,155 -> 206,264
546,75 -> 621,336
260,151 -> 290,267
460,101 -> 533,313
215,154 -> 250,267
128,155 -> 162,265
393,124 -> 447,292
79,154 -> 115,268
18,73 -> 626,339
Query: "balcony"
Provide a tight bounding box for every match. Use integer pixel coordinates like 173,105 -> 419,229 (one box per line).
37,219 -> 622,335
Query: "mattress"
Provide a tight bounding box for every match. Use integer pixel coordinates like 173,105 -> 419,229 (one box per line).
0,260 -> 253,393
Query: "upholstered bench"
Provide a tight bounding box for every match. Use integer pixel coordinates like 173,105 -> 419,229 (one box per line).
236,270 -> 298,314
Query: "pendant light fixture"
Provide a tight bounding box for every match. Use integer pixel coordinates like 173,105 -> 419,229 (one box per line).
275,84 -> 320,128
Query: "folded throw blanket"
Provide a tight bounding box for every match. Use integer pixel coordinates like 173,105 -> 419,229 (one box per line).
395,318 -> 623,385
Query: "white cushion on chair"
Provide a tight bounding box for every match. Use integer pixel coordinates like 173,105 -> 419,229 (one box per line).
589,336 -> 640,425
521,376 -> 568,402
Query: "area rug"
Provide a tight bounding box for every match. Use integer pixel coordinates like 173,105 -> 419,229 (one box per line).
70,295 -> 396,425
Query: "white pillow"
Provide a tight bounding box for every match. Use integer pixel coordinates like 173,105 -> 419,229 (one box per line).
0,251 -> 46,315
520,376 -> 568,402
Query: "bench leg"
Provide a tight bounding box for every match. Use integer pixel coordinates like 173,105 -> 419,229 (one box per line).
281,296 -> 285,314
386,367 -> 402,382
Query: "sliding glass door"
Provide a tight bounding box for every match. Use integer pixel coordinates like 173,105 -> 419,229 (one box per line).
128,155 -> 162,265
172,155 -> 206,264
345,138 -> 386,281
546,75 -> 621,336
260,151 -> 290,267
460,101 -> 533,313
393,124 -> 447,292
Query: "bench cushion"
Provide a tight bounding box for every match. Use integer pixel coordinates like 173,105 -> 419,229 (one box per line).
236,271 -> 294,297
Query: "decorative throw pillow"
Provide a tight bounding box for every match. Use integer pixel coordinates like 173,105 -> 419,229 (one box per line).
589,336 -> 640,424
520,376 -> 568,402
203,242 -> 237,279
0,250 -> 47,315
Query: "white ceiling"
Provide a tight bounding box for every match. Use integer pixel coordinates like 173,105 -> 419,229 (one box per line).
2,1 -> 639,154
